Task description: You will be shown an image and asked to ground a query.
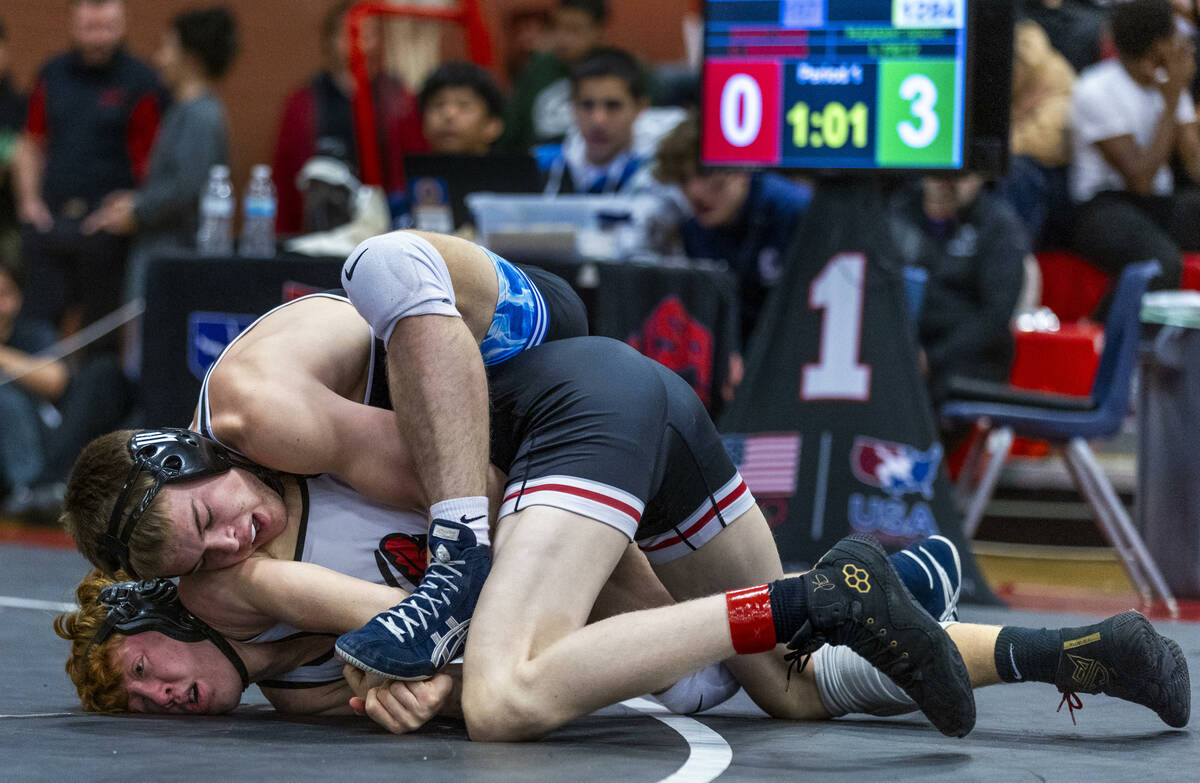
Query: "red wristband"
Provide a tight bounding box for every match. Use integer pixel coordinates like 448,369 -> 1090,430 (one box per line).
725,584 -> 775,654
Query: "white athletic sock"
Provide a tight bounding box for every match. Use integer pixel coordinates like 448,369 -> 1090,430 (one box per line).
652,662 -> 741,715
430,496 -> 490,547
811,645 -> 916,717
812,621 -> 958,717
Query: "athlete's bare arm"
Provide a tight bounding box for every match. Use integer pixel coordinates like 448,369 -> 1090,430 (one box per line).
179,558 -> 414,640
196,296 -> 427,509
261,681 -> 358,716
182,536 -> 673,643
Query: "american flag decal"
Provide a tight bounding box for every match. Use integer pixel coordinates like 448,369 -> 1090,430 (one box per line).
721,433 -> 802,497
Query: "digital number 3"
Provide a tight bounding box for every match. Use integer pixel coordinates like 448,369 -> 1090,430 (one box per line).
897,73 -> 939,149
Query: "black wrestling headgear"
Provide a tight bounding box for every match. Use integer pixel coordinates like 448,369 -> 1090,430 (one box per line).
83,578 -> 249,690
100,428 -> 284,577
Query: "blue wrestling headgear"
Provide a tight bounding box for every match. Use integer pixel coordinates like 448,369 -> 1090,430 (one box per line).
100,428 -> 285,577
84,578 -> 250,690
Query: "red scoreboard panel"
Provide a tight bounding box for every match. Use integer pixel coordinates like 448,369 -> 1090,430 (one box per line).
702,59 -> 782,165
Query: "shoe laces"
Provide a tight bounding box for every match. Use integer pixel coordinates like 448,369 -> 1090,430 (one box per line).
783,608 -> 919,690
1057,691 -> 1083,725
782,648 -> 813,690
374,558 -> 465,641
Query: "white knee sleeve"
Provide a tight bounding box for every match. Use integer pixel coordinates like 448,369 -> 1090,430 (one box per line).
341,231 -> 460,343
812,644 -> 915,718
812,620 -> 958,718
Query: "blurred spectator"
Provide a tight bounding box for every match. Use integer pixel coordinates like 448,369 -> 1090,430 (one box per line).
0,246 -> 60,504
418,62 -> 504,155
503,8 -> 551,84
997,19 -> 1076,246
1018,0 -> 1108,74
272,0 -> 425,235
84,7 -> 237,303
887,176 -> 1028,408
0,247 -> 130,514
12,0 -> 161,345
654,113 -> 812,351
543,47 -> 652,195
1170,0 -> 1200,111
1068,0 -> 1200,307
0,17 -> 25,241
501,0 -> 607,150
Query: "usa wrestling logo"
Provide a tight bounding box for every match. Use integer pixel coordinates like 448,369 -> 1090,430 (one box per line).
850,436 -> 942,500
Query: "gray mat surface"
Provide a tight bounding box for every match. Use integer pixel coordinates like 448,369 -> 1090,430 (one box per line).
2,544 -> 1195,782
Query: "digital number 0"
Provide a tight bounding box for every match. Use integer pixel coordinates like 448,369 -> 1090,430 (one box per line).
897,74 -> 939,149
720,74 -> 763,148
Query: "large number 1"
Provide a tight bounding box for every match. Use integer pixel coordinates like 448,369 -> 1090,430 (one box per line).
801,253 -> 871,401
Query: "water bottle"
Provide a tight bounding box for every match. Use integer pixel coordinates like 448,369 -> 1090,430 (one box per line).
197,164 -> 235,256
239,164 -> 277,258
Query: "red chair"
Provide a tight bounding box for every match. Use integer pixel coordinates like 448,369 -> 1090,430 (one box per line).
1035,250 -> 1111,323
1181,252 -> 1200,291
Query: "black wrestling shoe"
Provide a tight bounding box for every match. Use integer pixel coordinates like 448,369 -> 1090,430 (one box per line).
786,534 -> 976,738
1054,611 -> 1190,728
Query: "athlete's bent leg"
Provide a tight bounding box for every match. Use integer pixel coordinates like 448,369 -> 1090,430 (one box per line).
649,507 -> 828,720
462,506 -> 755,742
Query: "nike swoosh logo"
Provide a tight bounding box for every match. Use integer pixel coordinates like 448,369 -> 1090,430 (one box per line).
460,514 -> 486,524
344,248 -> 367,281
1009,643 -> 1022,681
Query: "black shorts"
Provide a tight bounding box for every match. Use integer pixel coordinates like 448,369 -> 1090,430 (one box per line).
517,264 -> 588,343
488,337 -> 756,564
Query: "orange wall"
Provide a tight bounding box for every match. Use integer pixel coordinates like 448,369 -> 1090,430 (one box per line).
3,0 -> 692,189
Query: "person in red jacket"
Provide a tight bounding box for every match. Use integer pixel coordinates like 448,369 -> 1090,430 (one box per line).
271,0 -> 426,236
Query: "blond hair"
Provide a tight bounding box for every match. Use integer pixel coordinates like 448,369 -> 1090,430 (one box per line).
53,569 -> 131,712
61,431 -> 177,577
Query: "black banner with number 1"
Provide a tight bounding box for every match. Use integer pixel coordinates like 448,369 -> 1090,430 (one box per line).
719,180 -> 997,605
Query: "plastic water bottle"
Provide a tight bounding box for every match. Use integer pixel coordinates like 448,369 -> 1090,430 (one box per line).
197,164 -> 235,256
239,164 -> 277,258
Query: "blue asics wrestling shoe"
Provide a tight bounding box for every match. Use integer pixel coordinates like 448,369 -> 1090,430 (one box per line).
335,518 -> 490,680
788,534 -> 976,737
891,535 -> 962,622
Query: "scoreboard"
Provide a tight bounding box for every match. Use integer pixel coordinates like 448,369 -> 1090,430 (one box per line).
701,0 -> 1003,172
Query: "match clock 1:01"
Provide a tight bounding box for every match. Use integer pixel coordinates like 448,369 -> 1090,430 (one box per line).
786,101 -> 869,150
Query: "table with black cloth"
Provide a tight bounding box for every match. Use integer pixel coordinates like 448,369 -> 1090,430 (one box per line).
139,254 -> 740,428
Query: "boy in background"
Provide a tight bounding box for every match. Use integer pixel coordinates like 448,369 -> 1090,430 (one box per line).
419,62 -> 504,156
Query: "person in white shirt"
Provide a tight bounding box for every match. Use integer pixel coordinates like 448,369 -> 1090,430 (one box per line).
542,47 -> 656,196
1068,0 -> 1200,310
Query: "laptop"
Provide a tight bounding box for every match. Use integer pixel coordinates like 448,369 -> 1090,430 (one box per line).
402,153 -> 542,230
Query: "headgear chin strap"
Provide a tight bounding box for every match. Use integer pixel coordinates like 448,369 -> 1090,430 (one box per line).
84,578 -> 250,691
101,428 -> 285,577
